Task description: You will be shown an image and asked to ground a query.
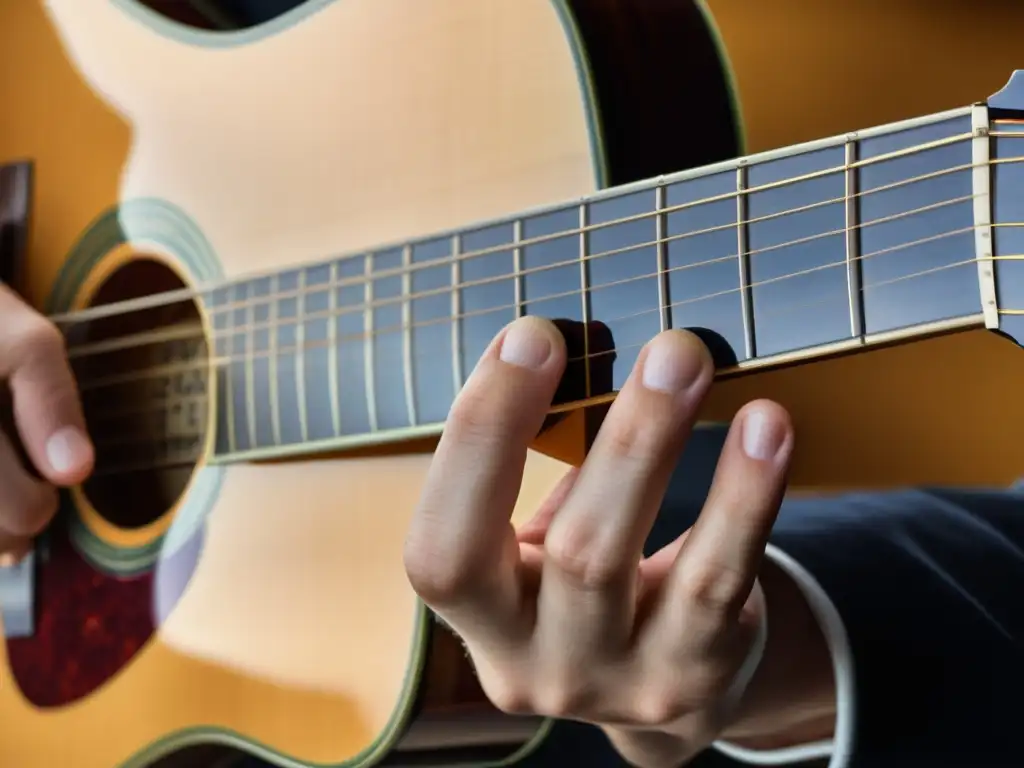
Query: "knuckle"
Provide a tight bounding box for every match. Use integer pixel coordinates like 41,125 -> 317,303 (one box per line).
479,676 -> 533,716
444,386 -> 513,448
544,525 -> 622,591
677,561 -> 749,615
601,417 -> 664,463
633,689 -> 692,728
402,542 -> 475,606
533,680 -> 595,720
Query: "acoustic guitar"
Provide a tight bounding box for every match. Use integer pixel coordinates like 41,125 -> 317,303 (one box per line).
1,1 -> 1024,766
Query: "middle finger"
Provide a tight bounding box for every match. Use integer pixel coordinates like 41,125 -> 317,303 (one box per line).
536,331 -> 713,666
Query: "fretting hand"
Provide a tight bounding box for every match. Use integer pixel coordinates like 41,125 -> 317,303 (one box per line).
404,316 -> 796,767
0,284 -> 94,562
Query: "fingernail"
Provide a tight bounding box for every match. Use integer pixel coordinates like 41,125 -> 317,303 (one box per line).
741,405 -> 786,461
641,332 -> 707,394
499,317 -> 553,369
46,427 -> 92,475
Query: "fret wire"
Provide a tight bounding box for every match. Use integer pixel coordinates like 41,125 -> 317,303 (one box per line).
513,218 -> 524,318
62,179 -> 977,380
75,207 -> 984,399
450,234 -> 463,393
102,162 -> 992,359
327,261 -> 342,436
244,283 -> 258,447
844,139 -> 865,339
295,268 -> 309,442
972,104 -> 999,328
655,183 -> 669,332
69,154 -> 1001,403
401,245 -> 418,427
125,187 -> 975,361
735,165 -> 755,359
219,158 -> 971,324
82,249 -> 986,409
579,203 -> 592,399
52,118 -> 980,332
363,253 -> 378,432
200,319 -> 981,469
162,305 -> 986,470
268,273 -> 283,445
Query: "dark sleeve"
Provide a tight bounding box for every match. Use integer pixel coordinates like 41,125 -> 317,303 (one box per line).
758,484 -> 1024,768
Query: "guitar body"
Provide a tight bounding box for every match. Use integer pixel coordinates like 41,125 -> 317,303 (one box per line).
0,3 -> 735,766
0,1 -> 1023,766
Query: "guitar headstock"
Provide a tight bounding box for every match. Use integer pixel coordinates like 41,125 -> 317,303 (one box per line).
986,74 -> 1024,348
988,69 -> 1024,112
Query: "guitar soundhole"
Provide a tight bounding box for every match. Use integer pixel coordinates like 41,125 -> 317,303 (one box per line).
72,257 -> 209,531
136,1 -> 292,30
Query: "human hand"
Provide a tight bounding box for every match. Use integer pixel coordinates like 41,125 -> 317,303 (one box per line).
404,316 -> 793,767
0,284 -> 94,562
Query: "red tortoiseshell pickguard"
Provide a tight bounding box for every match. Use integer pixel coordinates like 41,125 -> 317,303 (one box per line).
5,525 -> 156,708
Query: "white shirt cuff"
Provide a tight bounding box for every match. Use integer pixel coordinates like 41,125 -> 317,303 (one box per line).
712,542 -> 856,767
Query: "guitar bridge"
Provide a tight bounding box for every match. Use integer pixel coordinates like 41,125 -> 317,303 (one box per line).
0,550 -> 35,638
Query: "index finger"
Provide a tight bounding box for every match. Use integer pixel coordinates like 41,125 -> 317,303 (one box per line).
403,317 -> 566,632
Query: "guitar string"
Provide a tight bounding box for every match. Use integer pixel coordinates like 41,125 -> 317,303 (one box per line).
71,215 -> 1000,395
83,253 -> 1001,479
81,245 -> 1000,445
63,185 -> 981,364
73,132 -> 1024,477
64,188 -> 982,368
49,127 -> 996,330
54,139 -> 982,335
84,248 -> 986,432
61,143 -> 1015,397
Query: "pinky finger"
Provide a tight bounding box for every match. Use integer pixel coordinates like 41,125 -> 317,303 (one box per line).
658,400 -> 792,644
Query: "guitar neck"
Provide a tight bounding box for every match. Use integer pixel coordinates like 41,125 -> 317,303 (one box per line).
193,99 -> 1020,465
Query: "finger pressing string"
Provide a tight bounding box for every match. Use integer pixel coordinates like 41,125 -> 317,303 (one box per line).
535,330 -> 714,670
404,316 -> 567,643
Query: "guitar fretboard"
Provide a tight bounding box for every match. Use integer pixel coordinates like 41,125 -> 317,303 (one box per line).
198,104 -> 1010,463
